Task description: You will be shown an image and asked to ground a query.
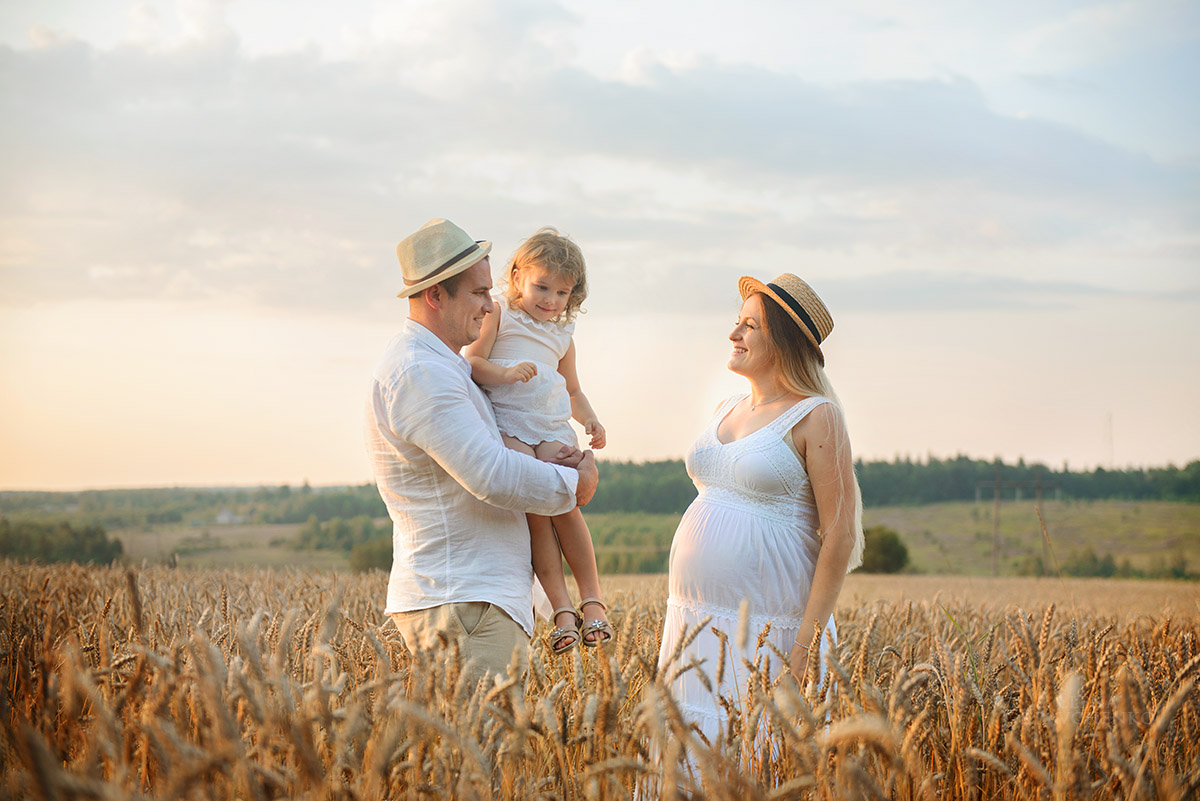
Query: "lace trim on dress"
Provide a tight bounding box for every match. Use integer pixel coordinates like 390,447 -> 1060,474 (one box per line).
676,698 -> 727,727
503,300 -> 576,336
689,490 -> 796,525
494,410 -> 576,448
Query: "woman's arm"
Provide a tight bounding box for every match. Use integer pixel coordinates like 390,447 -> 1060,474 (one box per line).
558,340 -> 606,449
788,402 -> 856,683
463,305 -> 537,386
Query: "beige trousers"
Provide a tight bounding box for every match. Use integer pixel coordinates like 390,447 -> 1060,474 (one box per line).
390,602 -> 529,688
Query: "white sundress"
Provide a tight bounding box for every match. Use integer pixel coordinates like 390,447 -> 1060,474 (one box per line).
657,394 -> 836,743
482,299 -> 578,449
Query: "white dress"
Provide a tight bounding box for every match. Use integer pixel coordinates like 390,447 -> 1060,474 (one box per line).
658,394 -> 836,742
482,298 -> 578,449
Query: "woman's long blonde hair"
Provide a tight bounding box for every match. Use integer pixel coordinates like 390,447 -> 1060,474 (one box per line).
758,294 -> 865,572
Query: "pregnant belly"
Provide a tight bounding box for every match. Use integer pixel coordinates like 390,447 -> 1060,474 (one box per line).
668,499 -> 817,615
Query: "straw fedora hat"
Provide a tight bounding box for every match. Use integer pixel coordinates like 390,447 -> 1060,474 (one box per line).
738,273 -> 834,364
396,218 -> 493,298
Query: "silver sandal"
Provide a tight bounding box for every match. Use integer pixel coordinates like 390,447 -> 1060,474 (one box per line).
578,597 -> 614,647
547,606 -> 582,654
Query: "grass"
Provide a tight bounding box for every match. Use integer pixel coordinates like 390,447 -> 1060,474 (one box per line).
866,499 -> 1200,575
107,501 -> 1200,578
115,522 -> 342,568
3,562 -> 1200,799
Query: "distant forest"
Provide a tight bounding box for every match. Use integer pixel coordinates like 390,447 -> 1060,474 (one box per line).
588,455 -> 1200,512
857,455 -> 1200,506
2,455 -> 1197,530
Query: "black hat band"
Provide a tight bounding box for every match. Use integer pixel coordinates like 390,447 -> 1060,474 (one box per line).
767,281 -> 823,344
406,242 -> 481,285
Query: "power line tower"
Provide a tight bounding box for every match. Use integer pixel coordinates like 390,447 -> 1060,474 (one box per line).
975,467 -> 1061,576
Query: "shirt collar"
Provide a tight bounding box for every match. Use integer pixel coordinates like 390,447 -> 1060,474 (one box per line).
403,318 -> 472,376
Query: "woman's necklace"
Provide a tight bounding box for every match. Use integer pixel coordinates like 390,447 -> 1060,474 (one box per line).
748,391 -> 789,411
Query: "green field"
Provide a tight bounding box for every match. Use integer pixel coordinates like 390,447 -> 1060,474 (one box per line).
111,499 -> 1200,577
587,500 -> 1200,577
868,498 -> 1200,575
117,523 -> 348,570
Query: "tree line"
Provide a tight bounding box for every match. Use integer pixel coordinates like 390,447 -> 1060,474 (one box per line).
2,456 -> 1197,530
584,455 -> 1200,514
857,456 -> 1200,506
0,483 -> 387,531
0,519 -> 123,565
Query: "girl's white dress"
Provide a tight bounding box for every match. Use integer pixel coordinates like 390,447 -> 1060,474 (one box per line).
482,299 -> 577,449
658,394 -> 836,742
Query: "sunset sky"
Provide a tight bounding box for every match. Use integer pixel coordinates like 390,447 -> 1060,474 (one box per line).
1,0 -> 1197,490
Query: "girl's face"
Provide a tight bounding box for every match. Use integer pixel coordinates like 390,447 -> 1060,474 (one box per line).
515,266 -> 574,322
728,294 -> 776,378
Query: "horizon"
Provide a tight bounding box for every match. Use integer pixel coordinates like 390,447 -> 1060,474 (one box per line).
2,1 -> 1197,490
2,451 -> 1195,495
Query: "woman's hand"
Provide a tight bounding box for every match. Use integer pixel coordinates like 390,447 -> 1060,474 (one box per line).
584,419 -> 606,449
503,362 -> 537,384
788,640 -> 811,686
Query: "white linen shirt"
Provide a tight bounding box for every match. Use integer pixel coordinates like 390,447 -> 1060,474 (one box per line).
365,318 -> 579,635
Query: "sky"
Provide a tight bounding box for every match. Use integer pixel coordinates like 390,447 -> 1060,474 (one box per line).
0,0 -> 1197,490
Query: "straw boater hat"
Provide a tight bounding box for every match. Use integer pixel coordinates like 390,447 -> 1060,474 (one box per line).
738,273 -> 834,365
395,218 -> 493,298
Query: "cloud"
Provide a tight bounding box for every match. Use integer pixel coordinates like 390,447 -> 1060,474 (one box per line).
820,271 -> 1126,312
591,267 -> 1196,318
0,14 -> 1195,315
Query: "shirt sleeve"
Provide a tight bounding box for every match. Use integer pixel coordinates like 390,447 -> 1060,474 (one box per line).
385,360 -> 579,516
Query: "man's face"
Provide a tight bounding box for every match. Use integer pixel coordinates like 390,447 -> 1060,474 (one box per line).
441,258 -> 495,350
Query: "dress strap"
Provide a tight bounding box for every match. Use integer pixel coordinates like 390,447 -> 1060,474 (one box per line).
767,396 -> 831,433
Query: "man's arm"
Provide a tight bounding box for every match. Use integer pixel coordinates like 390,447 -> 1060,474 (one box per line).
384,361 -> 581,516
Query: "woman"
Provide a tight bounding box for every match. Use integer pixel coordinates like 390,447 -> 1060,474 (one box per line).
657,272 -> 864,743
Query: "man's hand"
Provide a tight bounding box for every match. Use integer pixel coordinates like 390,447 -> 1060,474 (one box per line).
574,451 -> 598,506
549,445 -> 584,468
549,447 -> 599,506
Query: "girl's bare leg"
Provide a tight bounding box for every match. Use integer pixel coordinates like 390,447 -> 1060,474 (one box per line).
534,439 -> 610,642
550,507 -> 611,641
508,434 -> 578,646
530,513 -> 578,646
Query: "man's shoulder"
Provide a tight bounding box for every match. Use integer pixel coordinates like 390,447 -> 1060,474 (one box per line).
374,334 -> 467,394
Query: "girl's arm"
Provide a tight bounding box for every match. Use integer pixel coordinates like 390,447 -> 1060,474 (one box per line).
558,339 -> 606,449
787,402 -> 856,683
463,305 -> 538,386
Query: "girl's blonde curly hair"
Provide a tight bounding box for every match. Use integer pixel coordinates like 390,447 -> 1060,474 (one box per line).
503,227 -> 588,324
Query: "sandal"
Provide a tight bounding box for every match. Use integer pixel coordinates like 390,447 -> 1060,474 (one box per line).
578,598 -> 615,647
547,606 -> 582,655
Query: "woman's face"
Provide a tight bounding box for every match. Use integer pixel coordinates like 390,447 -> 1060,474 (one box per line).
728,294 -> 776,378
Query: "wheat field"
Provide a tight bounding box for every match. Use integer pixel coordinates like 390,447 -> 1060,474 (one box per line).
2,562 -> 1198,799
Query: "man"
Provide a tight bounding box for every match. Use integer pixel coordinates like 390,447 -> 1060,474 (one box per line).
365,217 -> 599,685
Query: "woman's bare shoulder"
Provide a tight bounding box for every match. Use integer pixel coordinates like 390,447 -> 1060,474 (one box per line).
791,399 -> 848,449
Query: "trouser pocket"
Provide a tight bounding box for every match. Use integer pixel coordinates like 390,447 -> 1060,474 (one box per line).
453,601 -> 489,636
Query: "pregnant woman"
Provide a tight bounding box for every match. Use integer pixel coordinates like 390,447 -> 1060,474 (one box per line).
657,272 -> 864,743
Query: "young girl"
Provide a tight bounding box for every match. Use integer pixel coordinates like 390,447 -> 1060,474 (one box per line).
464,227 -> 613,654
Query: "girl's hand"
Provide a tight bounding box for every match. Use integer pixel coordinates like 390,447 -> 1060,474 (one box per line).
504,362 -> 537,384
585,420 -> 606,449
